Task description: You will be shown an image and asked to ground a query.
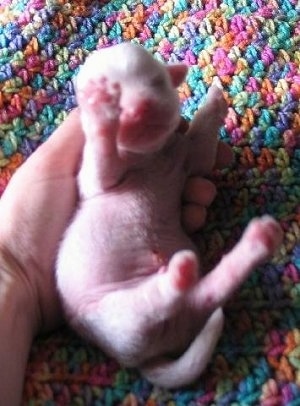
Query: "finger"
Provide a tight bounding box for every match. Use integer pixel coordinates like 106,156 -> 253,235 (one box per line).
0,110 -> 84,271
214,141 -> 234,170
182,178 -> 216,233
182,205 -> 207,234
183,177 -> 216,204
177,117 -> 189,134
193,216 -> 283,313
18,108 -> 84,180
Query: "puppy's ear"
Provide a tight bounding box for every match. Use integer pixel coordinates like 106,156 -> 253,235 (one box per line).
166,64 -> 188,87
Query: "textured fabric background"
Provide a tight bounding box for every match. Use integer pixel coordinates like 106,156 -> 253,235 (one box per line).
0,0 -> 299,404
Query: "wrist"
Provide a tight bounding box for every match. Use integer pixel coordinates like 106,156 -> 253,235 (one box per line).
0,250 -> 39,405
0,246 -> 41,334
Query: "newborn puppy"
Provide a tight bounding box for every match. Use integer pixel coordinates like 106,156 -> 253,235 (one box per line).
56,43 -> 283,388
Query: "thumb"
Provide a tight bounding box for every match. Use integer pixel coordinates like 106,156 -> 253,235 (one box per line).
15,108 -> 84,183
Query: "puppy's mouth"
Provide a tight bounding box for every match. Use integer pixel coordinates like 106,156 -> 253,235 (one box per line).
118,111 -> 180,154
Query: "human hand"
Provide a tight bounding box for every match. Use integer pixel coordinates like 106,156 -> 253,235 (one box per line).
0,109 -> 83,405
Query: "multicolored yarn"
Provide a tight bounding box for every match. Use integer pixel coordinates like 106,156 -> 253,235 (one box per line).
0,0 -> 299,404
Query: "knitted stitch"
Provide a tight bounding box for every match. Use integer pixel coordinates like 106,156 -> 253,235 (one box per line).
0,0 -> 299,404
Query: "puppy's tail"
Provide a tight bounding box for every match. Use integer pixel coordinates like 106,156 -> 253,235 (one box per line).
140,307 -> 224,389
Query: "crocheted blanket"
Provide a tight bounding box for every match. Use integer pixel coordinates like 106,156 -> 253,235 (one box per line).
1,0 -> 299,404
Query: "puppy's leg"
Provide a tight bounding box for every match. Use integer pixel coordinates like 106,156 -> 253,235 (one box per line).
76,68 -> 125,195
193,216 -> 283,312
187,83 -> 228,175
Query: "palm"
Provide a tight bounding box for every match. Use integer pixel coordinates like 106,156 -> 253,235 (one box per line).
0,111 -> 83,332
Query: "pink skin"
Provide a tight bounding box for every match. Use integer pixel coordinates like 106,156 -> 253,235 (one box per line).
56,43 -> 283,388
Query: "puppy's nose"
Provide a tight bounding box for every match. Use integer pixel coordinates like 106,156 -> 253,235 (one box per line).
121,98 -> 155,123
